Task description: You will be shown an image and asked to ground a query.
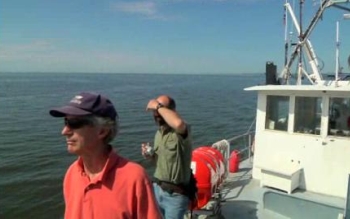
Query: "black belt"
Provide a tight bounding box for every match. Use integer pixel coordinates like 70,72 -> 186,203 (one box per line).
153,178 -> 185,195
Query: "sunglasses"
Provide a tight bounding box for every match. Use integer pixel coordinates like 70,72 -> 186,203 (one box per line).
64,117 -> 94,129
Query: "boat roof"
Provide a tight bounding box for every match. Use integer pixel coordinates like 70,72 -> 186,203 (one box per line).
245,82 -> 350,92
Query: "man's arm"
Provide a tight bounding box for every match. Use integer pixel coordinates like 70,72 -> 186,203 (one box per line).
157,106 -> 187,135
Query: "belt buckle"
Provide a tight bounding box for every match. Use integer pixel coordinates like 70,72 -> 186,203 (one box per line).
159,182 -> 175,194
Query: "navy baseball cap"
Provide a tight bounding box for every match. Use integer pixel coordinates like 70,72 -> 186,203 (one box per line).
49,92 -> 118,120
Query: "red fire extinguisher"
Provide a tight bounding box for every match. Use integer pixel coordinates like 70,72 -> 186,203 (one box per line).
229,150 -> 240,173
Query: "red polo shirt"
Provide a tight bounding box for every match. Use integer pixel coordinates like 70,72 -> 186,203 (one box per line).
63,151 -> 162,219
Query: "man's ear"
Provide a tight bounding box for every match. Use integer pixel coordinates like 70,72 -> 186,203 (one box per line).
98,127 -> 109,139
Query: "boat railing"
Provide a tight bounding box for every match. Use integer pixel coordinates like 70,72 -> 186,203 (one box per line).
227,131 -> 255,160
212,131 -> 255,179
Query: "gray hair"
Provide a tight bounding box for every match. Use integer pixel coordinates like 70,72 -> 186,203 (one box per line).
91,116 -> 119,144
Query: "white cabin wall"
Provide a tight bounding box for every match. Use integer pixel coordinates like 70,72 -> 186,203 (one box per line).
253,132 -> 350,198
252,91 -> 350,198
252,92 -> 266,179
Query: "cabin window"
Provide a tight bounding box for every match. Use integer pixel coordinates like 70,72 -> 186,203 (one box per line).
294,97 -> 321,135
265,95 -> 289,131
329,98 -> 350,137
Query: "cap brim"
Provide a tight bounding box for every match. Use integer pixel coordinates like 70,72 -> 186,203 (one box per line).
49,106 -> 92,117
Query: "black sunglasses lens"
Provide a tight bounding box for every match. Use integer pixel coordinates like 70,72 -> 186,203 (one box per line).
64,118 -> 92,129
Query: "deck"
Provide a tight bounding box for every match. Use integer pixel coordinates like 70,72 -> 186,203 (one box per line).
188,158 -> 346,219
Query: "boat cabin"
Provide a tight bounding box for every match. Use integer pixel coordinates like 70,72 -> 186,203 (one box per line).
246,81 -> 350,198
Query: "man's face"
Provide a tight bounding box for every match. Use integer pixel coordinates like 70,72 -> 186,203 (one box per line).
153,111 -> 166,126
61,116 -> 101,155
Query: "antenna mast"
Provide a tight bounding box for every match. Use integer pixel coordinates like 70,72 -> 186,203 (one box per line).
297,0 -> 304,85
335,21 -> 340,82
284,0 -> 289,67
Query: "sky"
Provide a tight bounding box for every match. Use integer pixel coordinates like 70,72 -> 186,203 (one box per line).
1,0 -> 350,74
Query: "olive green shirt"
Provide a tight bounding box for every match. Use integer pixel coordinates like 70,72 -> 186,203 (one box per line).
153,125 -> 192,185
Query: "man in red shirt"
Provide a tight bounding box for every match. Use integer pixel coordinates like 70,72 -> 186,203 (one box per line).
50,91 -> 162,219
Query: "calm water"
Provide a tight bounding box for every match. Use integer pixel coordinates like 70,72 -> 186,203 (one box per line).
0,72 -> 262,219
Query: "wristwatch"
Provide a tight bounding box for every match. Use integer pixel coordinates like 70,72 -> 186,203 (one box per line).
156,102 -> 164,110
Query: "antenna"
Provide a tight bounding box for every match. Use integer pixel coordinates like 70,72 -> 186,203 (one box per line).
297,0 -> 304,85
284,0 -> 289,66
335,21 -> 340,81
345,14 -> 350,70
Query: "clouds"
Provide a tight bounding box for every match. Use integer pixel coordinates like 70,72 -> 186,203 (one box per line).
0,0 -> 308,74
0,40 -> 139,72
0,40 -> 180,73
113,1 -> 157,17
0,41 -> 55,61
111,1 -> 173,20
110,0 -> 265,20
0,39 -> 249,74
